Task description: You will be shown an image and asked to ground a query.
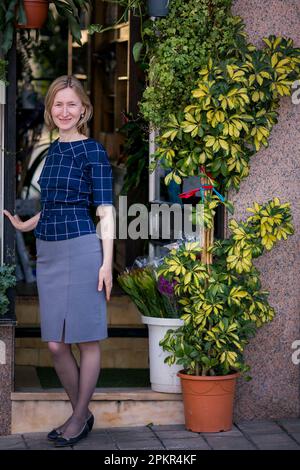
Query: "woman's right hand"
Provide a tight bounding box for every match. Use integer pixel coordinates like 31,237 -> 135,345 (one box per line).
3,210 -> 41,232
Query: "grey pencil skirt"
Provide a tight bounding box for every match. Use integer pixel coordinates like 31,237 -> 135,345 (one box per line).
36,233 -> 108,344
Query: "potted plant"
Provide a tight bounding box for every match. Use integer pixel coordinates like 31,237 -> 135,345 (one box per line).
159,199 -> 294,431
0,264 -> 16,317
16,0 -> 49,30
118,265 -> 184,393
0,0 -> 91,55
147,25 -> 300,430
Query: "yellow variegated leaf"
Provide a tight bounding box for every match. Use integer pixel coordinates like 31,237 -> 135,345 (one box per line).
271,53 -> 279,68
173,174 -> 182,185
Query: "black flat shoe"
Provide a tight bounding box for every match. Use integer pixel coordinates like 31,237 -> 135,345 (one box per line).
55,423 -> 89,448
48,414 -> 94,441
47,428 -> 62,441
86,413 -> 94,432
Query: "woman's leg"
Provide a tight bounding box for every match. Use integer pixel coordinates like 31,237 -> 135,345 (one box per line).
48,341 -> 80,432
61,341 -> 101,438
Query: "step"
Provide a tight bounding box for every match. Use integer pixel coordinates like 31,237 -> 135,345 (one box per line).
15,294 -> 147,368
11,389 -> 184,433
15,366 -> 152,390
15,335 -> 149,368
16,294 -> 142,326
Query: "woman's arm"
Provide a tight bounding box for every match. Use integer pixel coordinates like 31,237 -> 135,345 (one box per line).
3,210 -> 41,232
96,205 -> 114,301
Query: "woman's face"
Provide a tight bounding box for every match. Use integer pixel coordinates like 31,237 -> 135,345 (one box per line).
51,87 -> 85,134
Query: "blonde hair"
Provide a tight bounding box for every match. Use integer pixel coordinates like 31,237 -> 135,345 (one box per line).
44,76 -> 93,135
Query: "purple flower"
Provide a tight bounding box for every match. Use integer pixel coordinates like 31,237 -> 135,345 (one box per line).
157,276 -> 177,297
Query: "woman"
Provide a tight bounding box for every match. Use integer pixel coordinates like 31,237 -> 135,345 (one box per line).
3,76 -> 114,447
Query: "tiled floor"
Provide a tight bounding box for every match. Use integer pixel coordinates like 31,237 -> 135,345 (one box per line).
1,419 -> 300,450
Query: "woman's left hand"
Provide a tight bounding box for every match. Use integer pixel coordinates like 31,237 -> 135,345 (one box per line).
98,265 -> 113,301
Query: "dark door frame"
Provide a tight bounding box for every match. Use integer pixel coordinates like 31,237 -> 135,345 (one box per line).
2,38 -> 17,324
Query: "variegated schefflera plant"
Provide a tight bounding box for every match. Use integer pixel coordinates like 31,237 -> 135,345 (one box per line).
159,198 -> 294,376
154,35 -> 299,377
151,35 -> 300,231
153,35 -> 300,185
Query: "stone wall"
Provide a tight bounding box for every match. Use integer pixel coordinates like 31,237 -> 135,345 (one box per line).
231,0 -> 300,419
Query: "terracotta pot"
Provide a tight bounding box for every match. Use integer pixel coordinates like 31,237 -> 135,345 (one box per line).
178,370 -> 239,432
16,0 -> 49,29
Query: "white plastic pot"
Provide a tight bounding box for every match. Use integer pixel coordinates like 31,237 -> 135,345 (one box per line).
0,81 -> 6,105
141,315 -> 184,393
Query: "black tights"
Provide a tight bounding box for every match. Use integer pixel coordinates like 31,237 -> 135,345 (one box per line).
48,340 -> 101,438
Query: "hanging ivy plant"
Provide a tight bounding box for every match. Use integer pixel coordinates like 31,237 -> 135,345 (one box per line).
140,0 -> 250,128
0,0 -> 91,56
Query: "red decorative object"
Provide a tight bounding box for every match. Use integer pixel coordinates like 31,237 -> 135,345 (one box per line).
178,167 -> 225,202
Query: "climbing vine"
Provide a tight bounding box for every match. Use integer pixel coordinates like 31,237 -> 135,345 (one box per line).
140,0 -> 249,128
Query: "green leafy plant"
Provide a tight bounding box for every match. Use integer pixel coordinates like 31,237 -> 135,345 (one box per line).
118,266 -> 180,318
118,113 -> 149,194
151,35 -> 300,238
0,59 -> 8,84
159,198 -> 294,376
49,1 -> 91,46
153,33 -> 298,378
140,0 -> 250,128
153,36 -> 300,191
88,0 -> 145,35
0,264 -> 16,316
88,1 -> 147,63
0,0 -> 91,56
16,12 -> 69,88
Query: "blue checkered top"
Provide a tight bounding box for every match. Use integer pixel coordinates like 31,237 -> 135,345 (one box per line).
34,138 -> 113,241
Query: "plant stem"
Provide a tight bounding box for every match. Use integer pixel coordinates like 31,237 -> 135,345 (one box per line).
200,173 -> 213,269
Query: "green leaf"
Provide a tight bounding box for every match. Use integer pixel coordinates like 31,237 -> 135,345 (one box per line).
224,200 -> 235,215
133,42 -> 143,62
